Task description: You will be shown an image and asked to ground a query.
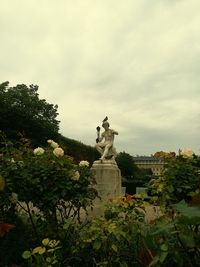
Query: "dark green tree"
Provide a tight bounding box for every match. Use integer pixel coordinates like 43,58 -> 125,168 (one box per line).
0,82 -> 60,145
59,135 -> 99,164
116,151 -> 138,180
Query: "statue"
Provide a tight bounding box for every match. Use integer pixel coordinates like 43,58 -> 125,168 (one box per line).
95,117 -> 118,161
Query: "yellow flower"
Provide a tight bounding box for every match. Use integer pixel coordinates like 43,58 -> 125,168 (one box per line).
48,240 -> 60,248
42,238 -> 50,246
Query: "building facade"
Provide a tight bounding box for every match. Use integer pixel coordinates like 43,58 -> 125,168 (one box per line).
132,156 -> 164,176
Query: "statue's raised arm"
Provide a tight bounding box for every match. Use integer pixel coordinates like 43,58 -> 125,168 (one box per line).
95,117 -> 118,161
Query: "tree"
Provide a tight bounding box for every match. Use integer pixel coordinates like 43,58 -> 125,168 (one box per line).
59,135 -> 99,164
0,82 -> 60,145
116,152 -> 138,180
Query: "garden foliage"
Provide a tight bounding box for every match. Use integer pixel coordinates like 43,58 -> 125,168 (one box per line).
0,136 -> 200,266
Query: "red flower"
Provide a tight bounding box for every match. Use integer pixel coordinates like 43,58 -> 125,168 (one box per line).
0,223 -> 15,238
126,194 -> 134,201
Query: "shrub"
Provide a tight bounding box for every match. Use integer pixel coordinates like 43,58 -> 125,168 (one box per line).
147,152 -> 200,205
0,136 -> 97,266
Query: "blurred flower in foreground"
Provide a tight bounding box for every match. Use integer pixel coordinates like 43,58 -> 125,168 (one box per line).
180,148 -> 194,158
47,139 -> 59,148
10,192 -> 18,204
79,160 -> 89,167
53,147 -> 64,157
33,147 -> 44,156
0,223 -> 15,238
72,171 -> 80,181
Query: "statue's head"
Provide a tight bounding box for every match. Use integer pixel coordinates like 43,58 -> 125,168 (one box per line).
102,121 -> 109,129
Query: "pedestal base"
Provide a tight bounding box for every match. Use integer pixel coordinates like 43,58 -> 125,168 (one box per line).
90,160 -> 122,216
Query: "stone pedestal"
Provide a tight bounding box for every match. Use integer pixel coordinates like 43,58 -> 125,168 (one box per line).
90,160 -> 122,216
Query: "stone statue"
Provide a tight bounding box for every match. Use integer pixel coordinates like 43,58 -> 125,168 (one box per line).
95,117 -> 118,161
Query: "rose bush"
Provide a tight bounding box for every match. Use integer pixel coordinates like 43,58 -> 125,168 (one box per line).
0,137 -> 98,242
148,150 -> 200,204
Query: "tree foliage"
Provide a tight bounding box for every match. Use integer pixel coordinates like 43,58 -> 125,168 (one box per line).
148,154 -> 200,204
0,82 -> 60,145
59,135 -> 99,164
0,81 -> 99,163
116,151 -> 139,180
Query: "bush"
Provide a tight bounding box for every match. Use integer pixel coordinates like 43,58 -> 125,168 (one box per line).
147,153 -> 200,205
0,135 -> 97,266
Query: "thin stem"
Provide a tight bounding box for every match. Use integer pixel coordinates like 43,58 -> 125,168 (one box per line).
67,204 -> 73,218
26,202 -> 39,240
17,201 -> 28,213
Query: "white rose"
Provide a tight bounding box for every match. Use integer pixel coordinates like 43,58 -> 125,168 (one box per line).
33,147 -> 45,156
180,148 -> 194,158
79,160 -> 89,167
53,147 -> 64,157
47,139 -> 59,148
10,192 -> 18,203
72,171 -> 80,181
51,141 -> 59,149
11,158 -> 15,163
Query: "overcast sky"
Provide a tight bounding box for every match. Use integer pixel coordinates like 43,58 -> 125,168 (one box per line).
1,0 -> 200,155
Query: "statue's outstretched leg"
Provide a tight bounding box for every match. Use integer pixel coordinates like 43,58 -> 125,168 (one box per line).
100,145 -> 111,161
95,144 -> 103,156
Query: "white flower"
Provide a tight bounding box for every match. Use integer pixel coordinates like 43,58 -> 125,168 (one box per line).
79,160 -> 89,167
47,139 -> 59,148
180,148 -> 194,158
33,147 -> 45,156
72,171 -> 80,181
10,192 -> 18,203
53,147 -> 64,157
18,161 -> 24,167
11,158 -> 15,163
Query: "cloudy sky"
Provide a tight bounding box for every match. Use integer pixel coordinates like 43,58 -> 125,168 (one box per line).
1,0 -> 200,155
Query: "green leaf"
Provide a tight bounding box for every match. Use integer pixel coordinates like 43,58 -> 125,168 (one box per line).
160,252 -> 168,263
179,234 -> 195,248
160,244 -> 168,252
63,219 -> 73,230
46,257 -> 52,263
38,247 -> 46,254
32,246 -> 42,254
149,255 -> 159,267
93,240 -> 101,250
173,200 -> 200,224
22,251 -> 31,259
120,262 -> 128,267
166,185 -> 174,193
111,244 -> 118,252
